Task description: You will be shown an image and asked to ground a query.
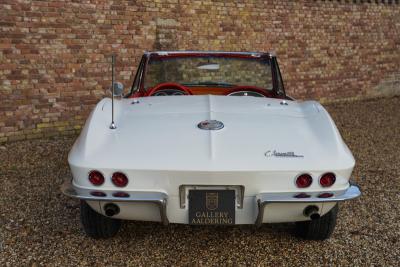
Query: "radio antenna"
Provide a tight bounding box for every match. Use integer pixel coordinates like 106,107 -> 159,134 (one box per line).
110,54 -> 116,129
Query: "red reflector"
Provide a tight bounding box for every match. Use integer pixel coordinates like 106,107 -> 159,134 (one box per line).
113,192 -> 130,198
318,192 -> 334,198
88,170 -> 104,186
295,174 -> 313,188
90,191 -> 106,197
294,193 -> 311,198
320,173 -> 336,187
111,172 -> 128,187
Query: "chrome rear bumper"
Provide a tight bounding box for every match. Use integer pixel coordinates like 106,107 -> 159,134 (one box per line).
255,182 -> 361,226
61,179 -> 361,226
61,179 -> 169,225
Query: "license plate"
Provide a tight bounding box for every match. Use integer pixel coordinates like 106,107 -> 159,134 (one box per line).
189,190 -> 235,225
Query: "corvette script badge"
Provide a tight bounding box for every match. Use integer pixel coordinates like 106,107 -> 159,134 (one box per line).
264,150 -> 304,158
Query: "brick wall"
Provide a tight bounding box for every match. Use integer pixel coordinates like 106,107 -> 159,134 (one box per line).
0,0 -> 399,143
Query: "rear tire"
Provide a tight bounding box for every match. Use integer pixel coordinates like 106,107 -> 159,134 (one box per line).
295,204 -> 338,240
80,201 -> 121,239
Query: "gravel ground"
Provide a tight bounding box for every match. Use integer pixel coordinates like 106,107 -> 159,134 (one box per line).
0,96 -> 399,266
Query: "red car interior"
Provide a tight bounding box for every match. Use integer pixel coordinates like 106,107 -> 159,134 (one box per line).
132,85 -> 280,98
145,82 -> 194,96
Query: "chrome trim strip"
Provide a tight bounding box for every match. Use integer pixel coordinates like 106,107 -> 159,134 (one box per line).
145,50 -> 268,56
61,179 -> 169,225
179,184 -> 245,209
285,94 -> 295,101
227,91 -> 266,97
255,182 -> 361,227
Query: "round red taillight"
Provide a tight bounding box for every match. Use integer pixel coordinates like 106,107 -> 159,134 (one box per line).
111,172 -> 128,187
294,193 -> 311,198
295,174 -> 313,188
88,170 -> 104,186
318,192 -> 334,198
113,192 -> 130,198
90,191 -> 106,197
320,172 -> 336,187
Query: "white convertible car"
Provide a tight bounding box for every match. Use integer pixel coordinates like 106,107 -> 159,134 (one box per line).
61,51 -> 361,240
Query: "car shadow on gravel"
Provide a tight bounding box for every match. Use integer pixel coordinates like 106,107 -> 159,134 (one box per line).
120,220 -> 295,242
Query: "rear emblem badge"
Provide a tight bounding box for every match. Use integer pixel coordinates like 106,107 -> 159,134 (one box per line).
197,120 -> 224,130
206,192 -> 218,210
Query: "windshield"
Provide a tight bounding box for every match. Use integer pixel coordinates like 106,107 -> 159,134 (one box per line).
144,56 -> 273,91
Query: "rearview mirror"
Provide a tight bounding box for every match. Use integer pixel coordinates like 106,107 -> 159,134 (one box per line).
111,82 -> 124,96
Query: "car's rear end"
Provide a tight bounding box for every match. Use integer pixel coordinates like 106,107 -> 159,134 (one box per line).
62,95 -> 361,239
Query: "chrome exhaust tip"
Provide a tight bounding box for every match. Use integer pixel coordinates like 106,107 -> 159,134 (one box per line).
104,203 -> 120,217
303,205 -> 320,220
